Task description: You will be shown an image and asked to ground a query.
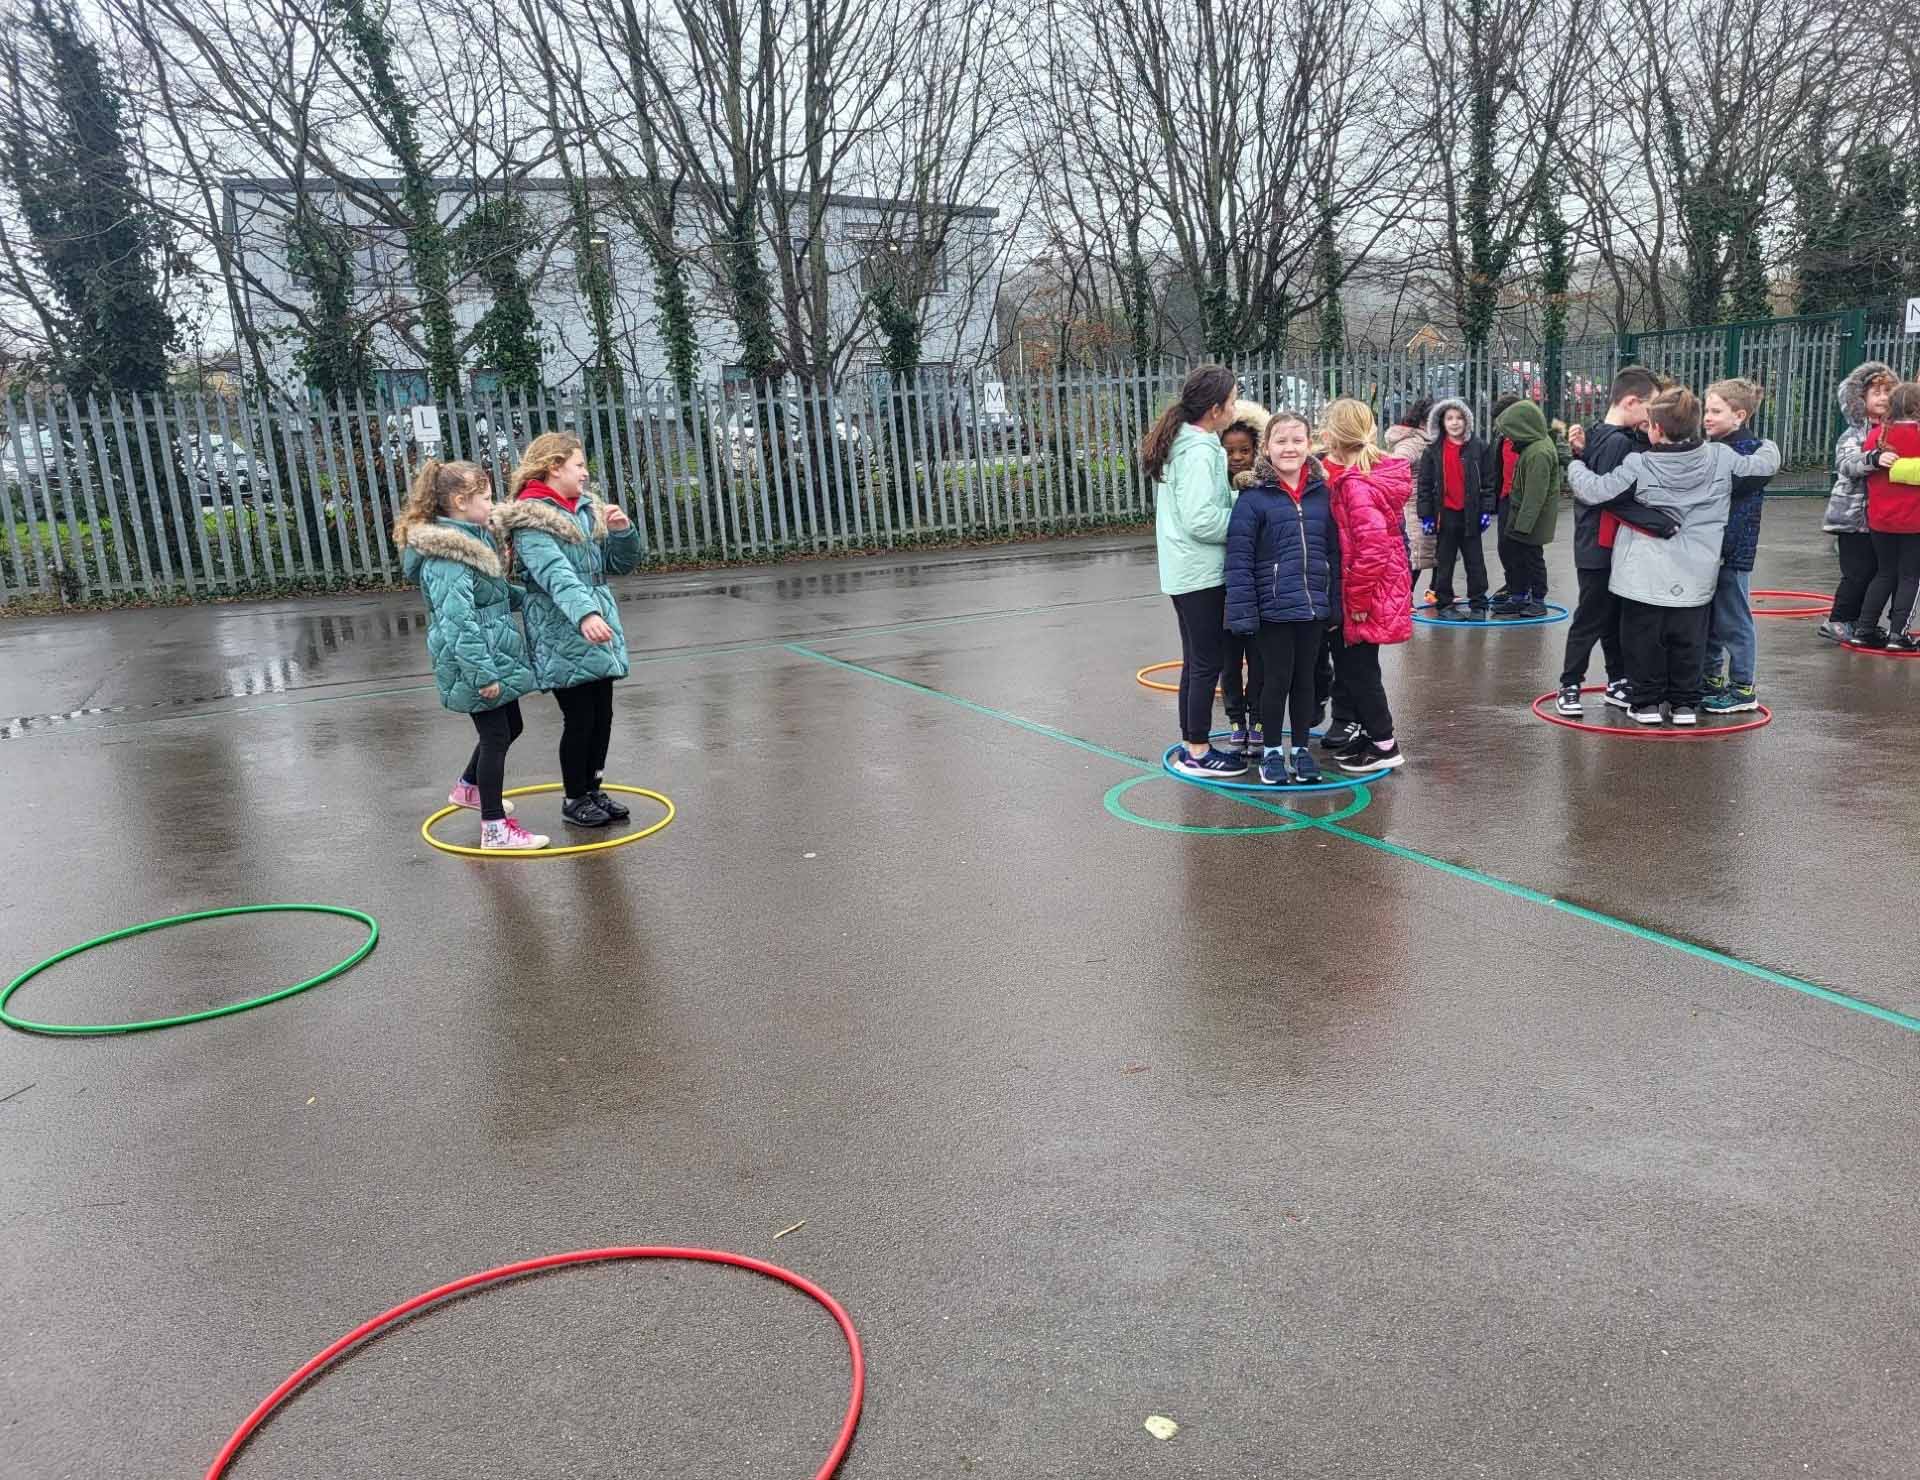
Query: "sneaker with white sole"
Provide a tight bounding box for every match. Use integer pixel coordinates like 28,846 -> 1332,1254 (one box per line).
1554,685 -> 1584,716
1816,619 -> 1853,644
1291,745 -> 1323,784
1603,680 -> 1632,710
1703,685 -> 1759,714
1339,740 -> 1405,773
1171,746 -> 1249,778
1629,703 -> 1664,725
449,780 -> 513,815
482,817 -> 549,850
1259,749 -> 1290,786
1669,704 -> 1699,726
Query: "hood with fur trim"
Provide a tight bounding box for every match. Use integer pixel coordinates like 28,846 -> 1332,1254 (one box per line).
400,517 -> 503,578
493,494 -> 617,544
1839,360 -> 1897,430
1424,397 -> 1476,443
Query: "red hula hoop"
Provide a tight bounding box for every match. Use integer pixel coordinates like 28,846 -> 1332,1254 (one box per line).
1841,641 -> 1920,658
1749,588 -> 1831,618
206,1246 -> 865,1480
1529,685 -> 1773,738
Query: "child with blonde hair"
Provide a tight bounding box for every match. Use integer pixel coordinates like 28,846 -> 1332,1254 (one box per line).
1318,398 -> 1413,772
1700,378 -> 1771,707
396,459 -> 548,850
495,432 -> 643,827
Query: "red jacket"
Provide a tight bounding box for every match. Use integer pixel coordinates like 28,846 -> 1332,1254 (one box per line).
1327,455 -> 1414,645
1866,422 -> 1920,534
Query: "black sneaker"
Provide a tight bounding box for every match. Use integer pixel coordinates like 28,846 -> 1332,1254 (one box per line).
590,788 -> 630,821
1554,685 -> 1584,716
562,795 -> 615,827
1517,599 -> 1551,618
1340,740 -> 1405,773
1669,704 -> 1699,727
1320,721 -> 1363,752
1603,680 -> 1631,710
1629,704 -> 1663,726
1889,632 -> 1919,653
1853,626 -> 1889,649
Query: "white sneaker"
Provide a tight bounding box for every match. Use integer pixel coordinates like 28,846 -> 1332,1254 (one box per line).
482,817 -> 549,850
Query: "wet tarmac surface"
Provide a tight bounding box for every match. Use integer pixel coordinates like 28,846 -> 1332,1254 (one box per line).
1,500 -> 1916,1478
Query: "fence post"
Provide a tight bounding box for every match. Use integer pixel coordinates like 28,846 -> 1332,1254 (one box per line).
1839,309 -> 1869,375
1617,332 -> 1639,368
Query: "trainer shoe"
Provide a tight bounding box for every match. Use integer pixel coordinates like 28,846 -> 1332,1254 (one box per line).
1669,704 -> 1699,726
561,795 -> 616,827
1629,703 -> 1663,725
1259,749 -> 1290,786
448,780 -> 513,815
1171,746 -> 1249,778
1603,680 -> 1631,710
1704,685 -> 1759,713
1516,599 -> 1551,618
1291,745 -> 1323,784
1816,619 -> 1853,644
1320,720 -> 1363,752
1853,625 -> 1889,649
482,818 -> 549,850
1246,727 -> 1264,748
1889,632 -> 1919,653
1555,685 -> 1584,716
1340,740 -> 1405,773
1703,673 -> 1729,700
589,787 -> 630,821
1229,723 -> 1253,748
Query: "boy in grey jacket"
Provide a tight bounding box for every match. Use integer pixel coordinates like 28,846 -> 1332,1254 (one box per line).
1567,386 -> 1780,726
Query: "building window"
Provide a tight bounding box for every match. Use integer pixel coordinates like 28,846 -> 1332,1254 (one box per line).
851,228 -> 949,297
376,369 -> 431,408
576,234 -> 615,293
358,225 -> 413,292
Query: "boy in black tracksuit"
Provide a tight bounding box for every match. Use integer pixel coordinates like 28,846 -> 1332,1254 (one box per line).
1556,368 -> 1674,710
1415,398 -> 1493,616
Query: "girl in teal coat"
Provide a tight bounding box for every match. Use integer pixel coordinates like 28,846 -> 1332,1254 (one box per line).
495,432 -> 643,829
396,459 -> 548,851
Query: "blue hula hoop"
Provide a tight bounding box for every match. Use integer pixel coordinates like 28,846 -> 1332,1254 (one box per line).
1161,733 -> 1393,795
1412,602 -> 1569,629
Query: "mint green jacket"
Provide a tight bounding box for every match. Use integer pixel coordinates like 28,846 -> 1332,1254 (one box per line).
1154,424 -> 1234,595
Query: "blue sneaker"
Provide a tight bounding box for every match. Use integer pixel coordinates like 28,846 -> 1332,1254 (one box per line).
1291,745 -> 1322,784
1171,745 -> 1249,778
1259,749 -> 1290,786
1703,684 -> 1758,713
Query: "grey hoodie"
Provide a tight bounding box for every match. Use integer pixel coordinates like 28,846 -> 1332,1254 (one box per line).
1823,361 -> 1895,534
1569,438 -> 1781,607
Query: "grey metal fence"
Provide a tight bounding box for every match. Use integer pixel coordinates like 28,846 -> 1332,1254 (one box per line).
2,321 -> 1912,606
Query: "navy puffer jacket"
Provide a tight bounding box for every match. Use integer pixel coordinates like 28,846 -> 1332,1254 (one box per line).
1719,431 -> 1766,571
1224,468 -> 1339,633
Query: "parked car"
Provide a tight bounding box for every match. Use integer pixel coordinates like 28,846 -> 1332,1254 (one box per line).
188,433 -> 274,504
713,397 -> 865,476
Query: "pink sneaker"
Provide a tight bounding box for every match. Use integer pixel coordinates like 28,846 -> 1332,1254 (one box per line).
449,780 -> 513,815
482,817 -> 549,851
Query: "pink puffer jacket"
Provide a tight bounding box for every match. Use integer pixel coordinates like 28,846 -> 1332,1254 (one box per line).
1328,456 -> 1414,646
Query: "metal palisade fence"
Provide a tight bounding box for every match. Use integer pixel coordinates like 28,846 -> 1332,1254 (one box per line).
4,316 -> 1917,606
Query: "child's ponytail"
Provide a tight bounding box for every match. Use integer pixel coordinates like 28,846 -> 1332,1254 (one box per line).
1140,364 -> 1237,484
1320,398 -> 1384,474
393,458 -> 486,545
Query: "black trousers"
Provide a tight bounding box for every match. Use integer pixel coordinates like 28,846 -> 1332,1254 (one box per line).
1559,567 -> 1624,687
1220,627 -> 1266,726
1830,532 -> 1876,623
1501,541 -> 1549,600
1170,587 -> 1227,745
1254,620 -> 1324,747
1318,624 -> 1350,725
1432,509 -> 1488,606
1859,530 -> 1920,633
553,678 -> 616,798
1620,599 -> 1709,708
462,699 -> 526,822
1336,637 -> 1394,740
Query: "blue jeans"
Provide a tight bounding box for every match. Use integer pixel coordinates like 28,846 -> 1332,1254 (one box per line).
1704,566 -> 1755,687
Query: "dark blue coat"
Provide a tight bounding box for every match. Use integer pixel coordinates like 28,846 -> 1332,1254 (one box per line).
1719,432 -> 1766,571
1224,473 -> 1339,633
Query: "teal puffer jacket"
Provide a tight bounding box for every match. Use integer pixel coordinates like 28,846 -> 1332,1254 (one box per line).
400,518 -> 538,713
495,493 -> 642,690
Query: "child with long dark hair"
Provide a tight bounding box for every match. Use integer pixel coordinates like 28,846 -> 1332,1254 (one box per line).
1144,365 -> 1245,777
1219,402 -> 1270,749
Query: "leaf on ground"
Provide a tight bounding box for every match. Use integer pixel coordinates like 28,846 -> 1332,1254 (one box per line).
774,1220 -> 807,1240
1143,1415 -> 1178,1441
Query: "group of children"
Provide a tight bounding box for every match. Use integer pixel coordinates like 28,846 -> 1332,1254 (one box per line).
1820,360 -> 1920,650
1148,364 -> 1409,786
395,431 -> 641,850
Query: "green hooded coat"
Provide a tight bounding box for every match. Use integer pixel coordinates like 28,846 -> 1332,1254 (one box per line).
1494,400 -> 1561,547
399,517 -> 538,713
494,493 -> 642,690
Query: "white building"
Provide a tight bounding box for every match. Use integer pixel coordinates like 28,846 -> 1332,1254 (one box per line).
222,175 -> 1003,401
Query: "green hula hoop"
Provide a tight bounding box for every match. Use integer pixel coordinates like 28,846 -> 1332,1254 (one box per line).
1103,773 -> 1374,836
1,904 -> 380,1037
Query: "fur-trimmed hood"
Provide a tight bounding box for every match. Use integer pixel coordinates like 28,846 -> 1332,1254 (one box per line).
1424,397 -> 1475,442
1839,361 -> 1897,430
400,517 -> 503,577
1225,399 -> 1272,444
494,494 -> 615,544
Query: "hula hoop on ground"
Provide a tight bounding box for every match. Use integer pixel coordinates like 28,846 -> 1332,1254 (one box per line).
1412,602 -> 1569,629
1529,685 -> 1772,738
421,782 -> 675,858
1,904 -> 379,1037
1840,636 -> 1920,657
1134,660 -> 1222,696
1104,773 -> 1375,835
1750,588 -> 1832,618
205,1246 -> 864,1480
1160,737 -> 1393,794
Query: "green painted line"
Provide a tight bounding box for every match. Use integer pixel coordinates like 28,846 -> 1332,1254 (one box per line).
784,644 -> 1920,1039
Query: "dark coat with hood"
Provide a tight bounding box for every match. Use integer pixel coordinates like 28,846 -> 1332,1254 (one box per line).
1224,461 -> 1339,633
1717,431 -> 1769,570
1415,398 -> 1493,523
1493,401 -> 1560,546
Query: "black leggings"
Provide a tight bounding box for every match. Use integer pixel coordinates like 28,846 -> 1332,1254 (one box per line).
553,678 -> 616,798
462,700 -> 526,822
1335,637 -> 1394,741
1255,620 -> 1324,748
1220,628 -> 1265,726
1831,532 -> 1876,623
1169,587 -> 1227,745
1859,531 -> 1920,633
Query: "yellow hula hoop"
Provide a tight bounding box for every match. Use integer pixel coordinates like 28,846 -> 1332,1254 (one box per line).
420,783 -> 675,859
1134,660 -> 1222,696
